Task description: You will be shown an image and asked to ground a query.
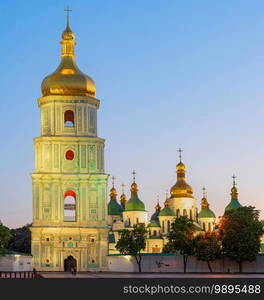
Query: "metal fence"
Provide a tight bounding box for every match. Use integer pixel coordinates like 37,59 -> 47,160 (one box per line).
0,271 -> 34,278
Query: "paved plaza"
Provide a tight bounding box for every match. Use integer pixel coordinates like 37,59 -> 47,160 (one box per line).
40,272 -> 264,278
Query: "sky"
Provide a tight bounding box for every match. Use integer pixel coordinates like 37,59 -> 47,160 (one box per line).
1,0 -> 264,228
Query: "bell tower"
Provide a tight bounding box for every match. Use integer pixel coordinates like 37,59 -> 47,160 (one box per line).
30,11 -> 109,271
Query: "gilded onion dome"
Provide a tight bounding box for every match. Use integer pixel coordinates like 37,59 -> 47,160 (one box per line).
225,176 -> 242,212
120,184 -> 127,209
125,173 -> 145,212
170,155 -> 193,198
41,17 -> 96,97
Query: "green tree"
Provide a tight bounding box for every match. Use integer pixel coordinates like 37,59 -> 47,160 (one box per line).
115,223 -> 147,272
8,223 -> 32,253
0,223 -> 11,255
195,231 -> 222,273
218,206 -> 264,273
163,216 -> 196,273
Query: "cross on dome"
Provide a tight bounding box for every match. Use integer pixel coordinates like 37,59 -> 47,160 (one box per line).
178,148 -> 183,162
132,170 -> 136,183
64,6 -> 72,25
202,186 -> 207,198
121,183 -> 125,194
232,174 -> 237,187
111,176 -> 116,188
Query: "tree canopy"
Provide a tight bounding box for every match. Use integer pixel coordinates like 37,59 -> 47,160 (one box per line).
8,223 -> 31,254
218,206 -> 264,272
163,216 -> 196,272
0,223 -> 12,255
115,223 -> 147,272
195,231 -> 222,272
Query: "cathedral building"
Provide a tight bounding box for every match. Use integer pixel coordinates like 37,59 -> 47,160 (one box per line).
30,16 -> 108,271
107,155 -> 245,254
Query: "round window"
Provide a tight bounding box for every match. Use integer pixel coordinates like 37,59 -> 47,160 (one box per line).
65,150 -> 74,160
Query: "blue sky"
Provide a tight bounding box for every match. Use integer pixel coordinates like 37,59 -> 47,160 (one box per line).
1,0 -> 264,227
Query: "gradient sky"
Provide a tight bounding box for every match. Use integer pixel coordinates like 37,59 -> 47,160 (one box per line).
1,0 -> 264,228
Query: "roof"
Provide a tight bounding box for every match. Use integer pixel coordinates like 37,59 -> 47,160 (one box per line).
108,199 -> 123,216
147,220 -> 160,228
159,206 -> 175,217
198,207 -> 216,218
225,199 -> 242,212
125,194 -> 145,212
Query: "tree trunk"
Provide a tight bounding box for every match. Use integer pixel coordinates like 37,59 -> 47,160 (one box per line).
207,261 -> 213,273
135,255 -> 142,273
183,254 -> 188,273
238,261 -> 243,273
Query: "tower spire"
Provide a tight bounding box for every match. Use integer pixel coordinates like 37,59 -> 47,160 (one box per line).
202,186 -> 207,198
64,6 -> 72,27
201,186 -> 209,209
231,174 -> 238,200
130,170 -> 138,195
178,148 -> 183,163
120,183 -> 127,208
111,176 -> 116,188
110,175 -> 117,200
61,7 -> 75,58
155,194 -> 161,211
132,170 -> 136,183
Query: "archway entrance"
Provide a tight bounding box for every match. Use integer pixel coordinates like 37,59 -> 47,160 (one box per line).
64,256 -> 77,272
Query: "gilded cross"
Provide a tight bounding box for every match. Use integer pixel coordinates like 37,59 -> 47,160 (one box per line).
202,186 -> 206,198
132,170 -> 136,182
111,176 -> 116,187
178,148 -> 183,162
64,6 -> 72,24
121,183 -> 125,194
232,174 -> 237,187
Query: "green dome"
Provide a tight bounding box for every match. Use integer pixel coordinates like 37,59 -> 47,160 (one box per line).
159,206 -> 175,217
198,207 -> 216,218
148,219 -> 160,228
125,194 -> 145,211
108,199 -> 123,216
225,199 -> 242,212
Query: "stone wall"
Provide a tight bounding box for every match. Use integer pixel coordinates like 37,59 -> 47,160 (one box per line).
0,254 -> 32,271
108,254 -> 264,273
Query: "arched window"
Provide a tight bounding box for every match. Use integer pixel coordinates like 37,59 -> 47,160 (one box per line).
162,220 -> 165,233
208,222 -> 212,231
136,217 -> 139,224
176,209 -> 180,218
153,230 -> 157,236
64,190 -> 76,221
183,209 -> 187,217
190,209 -> 193,220
64,110 -> 74,127
203,223 -> 206,231
167,220 -> 170,232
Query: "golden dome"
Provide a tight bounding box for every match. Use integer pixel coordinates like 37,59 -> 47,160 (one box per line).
170,160 -> 193,198
41,19 -> 96,97
230,186 -> 238,200
110,187 -> 117,200
201,197 -> 209,209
